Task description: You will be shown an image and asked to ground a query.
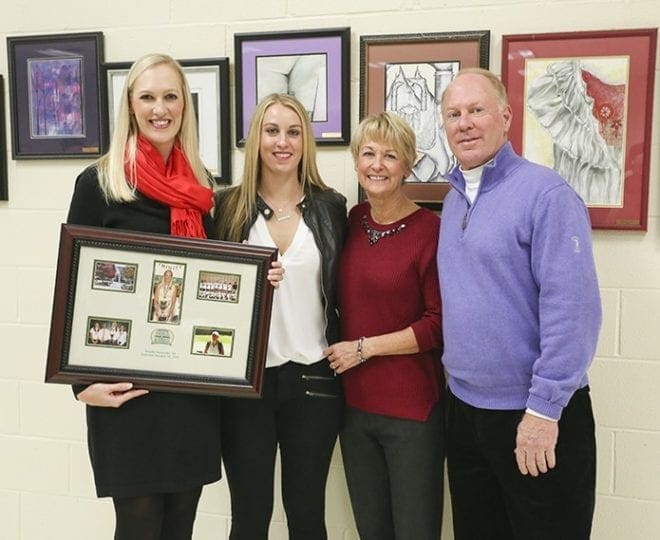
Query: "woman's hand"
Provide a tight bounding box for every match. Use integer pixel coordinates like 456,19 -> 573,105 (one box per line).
267,261 -> 285,288
76,382 -> 149,408
323,340 -> 364,374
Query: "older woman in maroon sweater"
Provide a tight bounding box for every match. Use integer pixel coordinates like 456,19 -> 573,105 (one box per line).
324,112 -> 444,540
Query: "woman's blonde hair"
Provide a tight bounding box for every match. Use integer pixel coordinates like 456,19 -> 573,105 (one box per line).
95,53 -> 210,202
218,93 -> 328,242
350,112 -> 417,174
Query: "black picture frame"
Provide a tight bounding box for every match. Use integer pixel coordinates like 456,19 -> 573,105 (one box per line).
46,224 -> 277,397
7,32 -> 105,159
104,57 -> 232,184
0,75 -> 7,200
234,27 -> 350,146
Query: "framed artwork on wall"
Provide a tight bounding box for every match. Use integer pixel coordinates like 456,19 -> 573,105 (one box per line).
234,27 -> 350,146
46,224 -> 277,397
7,32 -> 105,159
502,28 -> 657,231
359,30 -> 490,209
0,75 -> 7,200
104,57 -> 232,184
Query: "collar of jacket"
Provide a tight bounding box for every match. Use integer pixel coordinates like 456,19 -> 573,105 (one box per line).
447,141 -> 523,195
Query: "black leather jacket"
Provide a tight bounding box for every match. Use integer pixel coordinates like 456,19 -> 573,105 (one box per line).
214,185 -> 347,344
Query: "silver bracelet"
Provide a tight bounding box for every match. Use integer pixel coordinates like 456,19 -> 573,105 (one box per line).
357,336 -> 366,363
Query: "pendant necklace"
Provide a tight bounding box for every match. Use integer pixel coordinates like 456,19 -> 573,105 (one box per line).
274,205 -> 292,222
260,191 -> 302,222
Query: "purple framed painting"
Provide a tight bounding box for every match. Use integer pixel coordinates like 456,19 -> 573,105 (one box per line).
234,27 -> 350,146
7,32 -> 105,159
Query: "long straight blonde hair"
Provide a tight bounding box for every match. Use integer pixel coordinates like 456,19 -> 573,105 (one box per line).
217,93 -> 328,242
95,53 -> 210,202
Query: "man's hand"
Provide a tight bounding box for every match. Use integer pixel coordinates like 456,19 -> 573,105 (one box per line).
514,412 -> 559,476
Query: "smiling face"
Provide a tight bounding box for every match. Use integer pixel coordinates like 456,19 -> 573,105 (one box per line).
258,103 -> 304,179
442,72 -> 512,170
130,63 -> 184,162
356,139 -> 409,201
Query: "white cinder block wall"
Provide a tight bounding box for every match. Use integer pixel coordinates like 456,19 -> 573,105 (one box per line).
1,1 -> 658,538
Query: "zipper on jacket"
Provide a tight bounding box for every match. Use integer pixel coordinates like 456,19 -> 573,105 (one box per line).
461,193 -> 474,233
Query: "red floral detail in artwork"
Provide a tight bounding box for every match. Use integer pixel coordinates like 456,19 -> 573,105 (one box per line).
581,69 -> 626,147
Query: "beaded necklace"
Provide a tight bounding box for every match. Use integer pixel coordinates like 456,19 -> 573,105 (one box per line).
361,215 -> 407,246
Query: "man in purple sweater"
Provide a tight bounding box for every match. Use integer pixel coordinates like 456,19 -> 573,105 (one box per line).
437,68 -> 602,539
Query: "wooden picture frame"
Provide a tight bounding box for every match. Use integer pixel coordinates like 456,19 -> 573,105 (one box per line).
46,225 -> 277,397
359,30 -> 490,209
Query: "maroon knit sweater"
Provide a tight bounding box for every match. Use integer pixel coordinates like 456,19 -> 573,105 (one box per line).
339,202 -> 444,421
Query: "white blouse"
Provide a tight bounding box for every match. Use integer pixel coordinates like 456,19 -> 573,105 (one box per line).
248,213 -> 327,367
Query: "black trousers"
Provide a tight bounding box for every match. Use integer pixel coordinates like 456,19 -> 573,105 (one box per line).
221,360 -> 343,540
340,402 -> 445,540
446,387 -> 596,540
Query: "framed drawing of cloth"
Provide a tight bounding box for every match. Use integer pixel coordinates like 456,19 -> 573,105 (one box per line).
502,28 -> 657,230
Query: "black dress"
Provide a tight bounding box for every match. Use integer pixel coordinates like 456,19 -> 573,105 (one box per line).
67,166 -> 222,497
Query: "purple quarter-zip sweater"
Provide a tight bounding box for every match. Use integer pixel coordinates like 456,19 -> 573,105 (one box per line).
438,142 -> 601,420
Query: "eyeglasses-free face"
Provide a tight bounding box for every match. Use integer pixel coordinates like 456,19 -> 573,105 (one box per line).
356,140 -> 409,201
130,63 -> 184,162
258,103 -> 304,179
442,73 -> 512,170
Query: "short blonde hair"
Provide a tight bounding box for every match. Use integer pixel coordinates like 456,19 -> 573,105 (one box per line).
96,53 -> 210,202
350,112 -> 417,173
441,67 -> 509,110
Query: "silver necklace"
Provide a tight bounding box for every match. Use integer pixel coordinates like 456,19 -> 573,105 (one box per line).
260,192 -> 301,222
361,215 -> 406,246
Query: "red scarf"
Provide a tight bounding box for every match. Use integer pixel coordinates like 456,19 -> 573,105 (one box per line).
127,135 -> 213,238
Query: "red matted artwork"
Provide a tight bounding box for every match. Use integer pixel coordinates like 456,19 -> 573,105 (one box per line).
502,28 -> 657,230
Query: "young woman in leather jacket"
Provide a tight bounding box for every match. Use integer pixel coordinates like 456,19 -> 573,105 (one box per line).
214,93 -> 346,540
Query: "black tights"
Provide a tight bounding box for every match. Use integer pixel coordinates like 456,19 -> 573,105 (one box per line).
112,487 -> 202,540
